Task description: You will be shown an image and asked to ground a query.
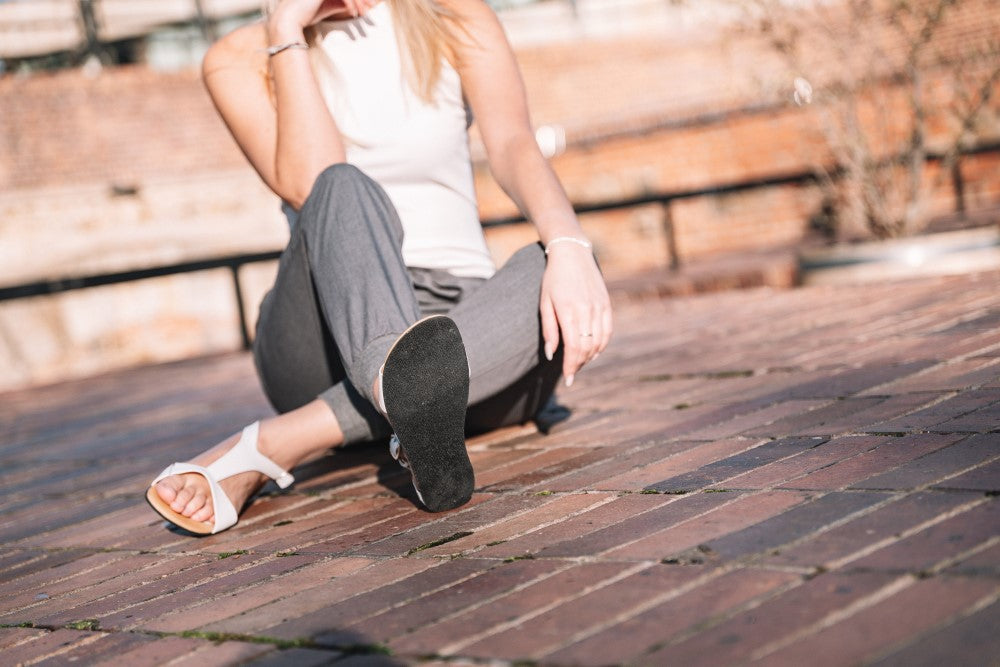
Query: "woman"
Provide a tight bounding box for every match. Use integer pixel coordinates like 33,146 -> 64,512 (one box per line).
146,0 -> 612,535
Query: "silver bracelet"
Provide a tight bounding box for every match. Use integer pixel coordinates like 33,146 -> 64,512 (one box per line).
266,41 -> 309,57
544,236 -> 593,255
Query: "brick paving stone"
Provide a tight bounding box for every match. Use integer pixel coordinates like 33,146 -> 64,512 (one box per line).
530,441 -> 703,492
944,541 -> 1000,578
0,554 -> 203,624
538,490 -> 741,558
233,497 -> 417,554
703,491 -> 889,560
389,561 -> 633,656
0,548 -> 96,585
25,554 -> 222,627
33,630 -> 156,666
346,558 -> 564,643
249,647 -> 349,666
96,554 -> 316,630
722,435 -> 882,489
758,575 -> 1000,666
346,493 -> 542,557
767,491 -> 982,570
0,550 -> 123,599
639,571 -> 900,665
872,388 -> 1000,432
170,640 -> 277,665
203,557 -> 438,635
0,626 -> 46,649
1,629 -> 94,665
473,494 -> 675,559
261,558 -> 493,641
853,433 -> 999,490
458,564 -> 692,659
143,556 -> 373,633
858,358 -> 1000,395
481,447 -> 615,491
781,433 -> 966,491
417,492 -> 615,557
743,395 -> 935,438
607,490 -> 812,561
934,394 -> 1000,432
648,436 -> 829,492
2,552 -> 149,613
849,499 -> 998,573
597,439 -> 767,491
541,568 -> 799,666
681,401 -> 830,443
868,598 -> 1000,667
933,458 -> 1000,492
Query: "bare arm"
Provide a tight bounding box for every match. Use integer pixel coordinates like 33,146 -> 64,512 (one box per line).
447,0 -> 613,384
202,0 -> 373,208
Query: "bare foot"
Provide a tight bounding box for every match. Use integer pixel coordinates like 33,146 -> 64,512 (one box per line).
151,429 -> 276,527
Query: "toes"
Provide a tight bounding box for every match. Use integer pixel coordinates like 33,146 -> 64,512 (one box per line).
170,484 -> 195,513
182,490 -> 211,518
190,504 -> 214,523
154,478 -> 179,503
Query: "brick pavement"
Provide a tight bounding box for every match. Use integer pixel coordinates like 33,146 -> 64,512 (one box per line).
1,271 -> 998,665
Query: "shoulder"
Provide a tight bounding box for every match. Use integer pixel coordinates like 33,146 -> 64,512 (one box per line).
202,22 -> 269,77
438,0 -> 502,31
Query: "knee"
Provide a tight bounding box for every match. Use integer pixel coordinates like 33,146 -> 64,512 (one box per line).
505,242 -> 546,274
296,163 -> 380,236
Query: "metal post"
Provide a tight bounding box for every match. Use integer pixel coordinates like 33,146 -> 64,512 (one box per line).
230,264 -> 252,350
193,0 -> 218,42
77,0 -> 103,61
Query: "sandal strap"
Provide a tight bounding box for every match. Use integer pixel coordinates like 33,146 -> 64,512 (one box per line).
205,421 -> 295,489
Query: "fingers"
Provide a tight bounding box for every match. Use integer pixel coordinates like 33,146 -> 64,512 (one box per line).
540,295 -> 560,364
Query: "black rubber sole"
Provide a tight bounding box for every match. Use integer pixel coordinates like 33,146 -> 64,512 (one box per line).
381,315 -> 473,512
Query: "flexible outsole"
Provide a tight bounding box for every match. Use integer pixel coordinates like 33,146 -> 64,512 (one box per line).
382,315 -> 473,512
145,486 -> 213,535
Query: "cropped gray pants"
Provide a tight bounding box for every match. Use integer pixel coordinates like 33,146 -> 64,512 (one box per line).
252,163 -> 562,444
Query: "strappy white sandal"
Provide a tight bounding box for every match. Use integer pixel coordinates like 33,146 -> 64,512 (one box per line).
145,421 -> 294,535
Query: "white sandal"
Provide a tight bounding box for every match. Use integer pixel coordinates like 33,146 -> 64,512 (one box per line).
145,421 -> 294,535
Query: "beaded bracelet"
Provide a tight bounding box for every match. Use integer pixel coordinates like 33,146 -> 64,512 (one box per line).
544,236 -> 593,255
266,41 -> 309,57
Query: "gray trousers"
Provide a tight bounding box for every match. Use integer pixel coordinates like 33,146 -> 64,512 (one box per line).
252,163 -> 562,444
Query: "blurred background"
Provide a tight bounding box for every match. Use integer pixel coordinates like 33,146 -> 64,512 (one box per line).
1,0 -> 999,392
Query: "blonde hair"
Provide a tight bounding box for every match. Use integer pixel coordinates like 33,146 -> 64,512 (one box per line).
262,0 -> 458,102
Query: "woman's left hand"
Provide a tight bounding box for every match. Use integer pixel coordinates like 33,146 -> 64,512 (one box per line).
539,243 -> 613,386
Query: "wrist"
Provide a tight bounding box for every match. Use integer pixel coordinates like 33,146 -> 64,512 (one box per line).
266,13 -> 308,43
544,236 -> 593,256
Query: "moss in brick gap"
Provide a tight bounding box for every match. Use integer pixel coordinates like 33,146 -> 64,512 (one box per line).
217,550 -> 248,559
406,531 -> 474,556
65,619 -> 99,631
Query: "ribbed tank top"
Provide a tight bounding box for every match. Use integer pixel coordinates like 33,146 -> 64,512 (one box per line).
285,3 -> 496,279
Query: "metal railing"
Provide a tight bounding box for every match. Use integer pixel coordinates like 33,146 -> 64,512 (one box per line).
2,141 -> 997,350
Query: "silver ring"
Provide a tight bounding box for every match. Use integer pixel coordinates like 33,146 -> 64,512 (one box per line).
580,333 -> 594,337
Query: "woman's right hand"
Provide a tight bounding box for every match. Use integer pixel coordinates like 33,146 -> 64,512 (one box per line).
268,0 -> 377,36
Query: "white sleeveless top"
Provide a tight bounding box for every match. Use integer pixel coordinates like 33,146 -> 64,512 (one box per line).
286,3 -> 496,279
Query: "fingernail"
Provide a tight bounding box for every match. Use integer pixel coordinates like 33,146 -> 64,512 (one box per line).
565,374 -> 574,388
544,343 -> 554,361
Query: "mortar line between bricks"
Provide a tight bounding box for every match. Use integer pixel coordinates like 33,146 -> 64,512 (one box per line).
888,449 -> 1000,494
586,489 -> 778,559
860,586 -> 1000,665
431,493 -> 620,560
25,550 -> 317,627
0,549 -> 217,620
0,550 -> 138,610
437,561 -> 654,656
920,534 -> 1000,578
392,561 -> 582,647
638,569 -> 809,656
536,562 -> 751,659
733,491 -> 908,570
825,496 -> 992,572
749,574 -> 916,662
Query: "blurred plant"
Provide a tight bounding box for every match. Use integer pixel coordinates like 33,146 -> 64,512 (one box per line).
740,0 -> 1000,240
